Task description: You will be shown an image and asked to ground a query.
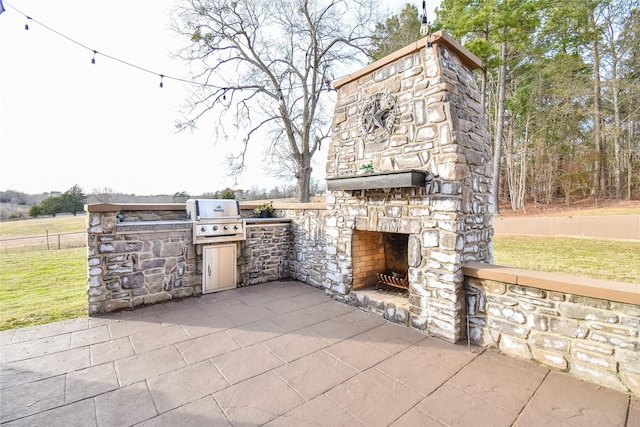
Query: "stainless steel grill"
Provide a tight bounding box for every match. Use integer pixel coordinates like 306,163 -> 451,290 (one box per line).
186,199 -> 246,244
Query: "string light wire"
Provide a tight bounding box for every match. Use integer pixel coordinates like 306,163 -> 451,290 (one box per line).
2,1 -> 214,89
1,1 -> 343,92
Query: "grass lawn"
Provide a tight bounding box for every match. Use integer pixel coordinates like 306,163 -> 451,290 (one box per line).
493,235 -> 640,284
0,247 -> 87,330
0,215 -> 85,238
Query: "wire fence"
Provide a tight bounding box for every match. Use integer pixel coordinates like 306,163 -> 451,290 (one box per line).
0,232 -> 86,252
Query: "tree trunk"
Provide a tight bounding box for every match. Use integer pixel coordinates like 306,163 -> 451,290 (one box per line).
480,25 -> 489,124
518,115 -> 530,210
591,19 -> 603,199
627,124 -> 634,200
480,69 -> 487,121
505,118 -> 517,210
492,41 -> 508,215
612,78 -> 622,200
297,164 -> 312,203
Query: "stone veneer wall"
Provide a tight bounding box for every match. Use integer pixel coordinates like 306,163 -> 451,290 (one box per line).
86,208 -> 198,315
86,204 -> 292,315
322,33 -> 493,342
283,207 -> 333,288
238,222 -> 290,286
463,263 -> 640,395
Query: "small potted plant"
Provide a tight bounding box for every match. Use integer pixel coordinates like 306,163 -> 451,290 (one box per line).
253,201 -> 274,218
357,163 -> 374,175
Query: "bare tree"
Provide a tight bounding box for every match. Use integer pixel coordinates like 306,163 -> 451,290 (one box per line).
173,0 -> 378,202
91,187 -> 118,203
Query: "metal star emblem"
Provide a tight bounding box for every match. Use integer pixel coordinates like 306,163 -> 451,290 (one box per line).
363,101 -> 389,132
358,92 -> 398,142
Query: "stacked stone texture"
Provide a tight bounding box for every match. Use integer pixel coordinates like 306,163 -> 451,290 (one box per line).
323,37 -> 493,342
86,212 -> 198,315
466,278 -> 640,395
239,224 -> 290,286
285,208 -> 334,289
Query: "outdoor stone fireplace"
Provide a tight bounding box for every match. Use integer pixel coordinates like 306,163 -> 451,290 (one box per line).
323,31 -> 493,343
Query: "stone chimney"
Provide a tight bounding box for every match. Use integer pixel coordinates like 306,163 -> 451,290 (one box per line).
323,31 -> 493,343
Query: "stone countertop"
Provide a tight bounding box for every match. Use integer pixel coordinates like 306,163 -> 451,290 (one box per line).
115,218 -> 291,232
116,220 -> 193,232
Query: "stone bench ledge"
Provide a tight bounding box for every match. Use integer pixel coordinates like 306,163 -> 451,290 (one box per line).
463,261 -> 640,305
86,203 -> 186,212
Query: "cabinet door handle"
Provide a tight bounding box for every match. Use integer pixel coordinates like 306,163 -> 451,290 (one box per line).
207,263 -> 211,277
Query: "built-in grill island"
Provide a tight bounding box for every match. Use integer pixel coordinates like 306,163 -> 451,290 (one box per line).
186,199 -> 246,293
85,200 -> 292,315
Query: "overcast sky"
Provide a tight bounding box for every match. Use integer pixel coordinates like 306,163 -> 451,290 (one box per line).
0,0 -> 439,196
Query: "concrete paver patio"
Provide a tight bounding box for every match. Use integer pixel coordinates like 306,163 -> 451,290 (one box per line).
1,280 -> 637,426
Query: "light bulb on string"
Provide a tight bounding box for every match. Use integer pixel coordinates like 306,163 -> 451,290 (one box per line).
420,1 -> 428,35
4,4 -> 238,93
419,1 -> 432,47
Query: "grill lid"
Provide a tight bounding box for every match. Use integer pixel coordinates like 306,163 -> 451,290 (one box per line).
186,199 -> 241,220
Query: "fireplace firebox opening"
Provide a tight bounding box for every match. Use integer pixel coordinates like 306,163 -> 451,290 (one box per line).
352,230 -> 409,294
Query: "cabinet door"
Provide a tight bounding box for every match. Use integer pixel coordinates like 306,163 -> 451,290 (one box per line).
202,244 -> 237,293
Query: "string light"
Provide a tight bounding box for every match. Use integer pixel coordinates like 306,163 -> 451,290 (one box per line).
2,1 -> 205,90
2,1 -> 343,94
420,0 -> 432,48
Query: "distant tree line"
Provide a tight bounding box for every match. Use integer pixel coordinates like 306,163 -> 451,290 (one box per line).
0,190 -> 52,206
27,185 -> 87,217
171,179 -> 325,202
0,180 -> 326,220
